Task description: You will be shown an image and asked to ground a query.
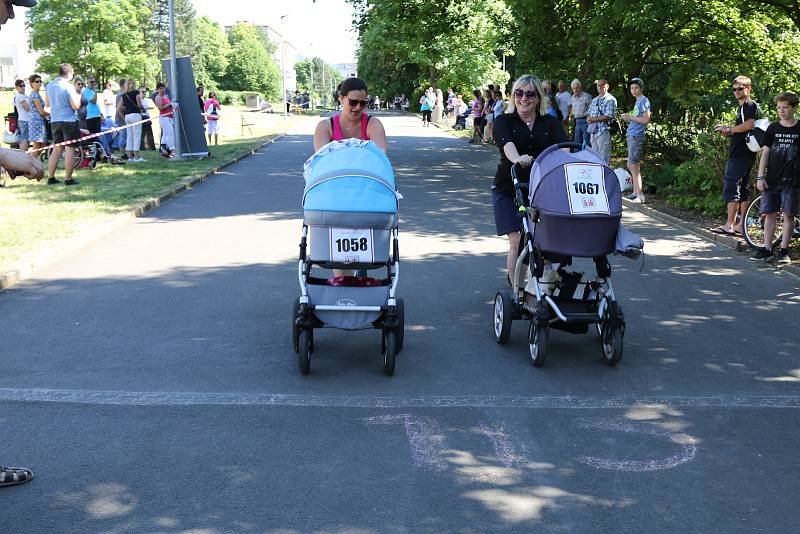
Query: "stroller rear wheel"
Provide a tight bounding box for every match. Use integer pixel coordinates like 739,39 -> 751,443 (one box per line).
528,316 -> 548,367
383,330 -> 397,376
599,301 -> 624,366
493,290 -> 513,344
298,328 -> 311,375
395,298 -> 405,352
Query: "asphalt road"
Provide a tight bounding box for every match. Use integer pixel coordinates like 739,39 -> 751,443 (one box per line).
1,112 -> 799,533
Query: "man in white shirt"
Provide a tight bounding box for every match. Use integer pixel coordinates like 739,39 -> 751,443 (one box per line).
555,80 -> 571,134
12,78 -> 31,152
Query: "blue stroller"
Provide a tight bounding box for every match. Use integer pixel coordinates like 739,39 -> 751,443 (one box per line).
293,139 -> 404,375
492,142 -> 643,367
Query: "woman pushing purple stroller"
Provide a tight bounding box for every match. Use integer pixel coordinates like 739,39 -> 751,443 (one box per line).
492,141 -> 643,367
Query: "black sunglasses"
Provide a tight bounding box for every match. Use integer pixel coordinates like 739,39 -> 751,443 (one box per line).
347,98 -> 369,108
514,89 -> 539,99
732,86 -> 747,91
33,79 -> 42,83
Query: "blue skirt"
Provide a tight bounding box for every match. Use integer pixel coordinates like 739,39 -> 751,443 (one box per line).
492,188 -> 523,236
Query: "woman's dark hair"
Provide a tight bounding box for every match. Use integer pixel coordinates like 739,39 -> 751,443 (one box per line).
28,74 -> 40,84
156,82 -> 165,89
338,77 -> 368,97
472,88 -> 482,98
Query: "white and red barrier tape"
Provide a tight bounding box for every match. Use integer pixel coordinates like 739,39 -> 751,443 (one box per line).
28,116 -> 158,154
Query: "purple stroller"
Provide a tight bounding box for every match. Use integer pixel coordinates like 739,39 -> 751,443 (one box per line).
493,142 -> 640,367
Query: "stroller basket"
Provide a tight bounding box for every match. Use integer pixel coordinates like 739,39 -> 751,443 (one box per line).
529,145 -> 622,257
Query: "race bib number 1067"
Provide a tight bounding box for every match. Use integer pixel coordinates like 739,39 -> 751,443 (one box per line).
564,163 -> 610,215
329,228 -> 374,264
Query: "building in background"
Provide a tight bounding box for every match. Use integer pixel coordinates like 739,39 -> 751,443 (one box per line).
0,10 -> 39,88
225,22 -> 297,92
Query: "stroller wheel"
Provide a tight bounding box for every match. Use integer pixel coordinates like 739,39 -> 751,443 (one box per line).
291,298 -> 300,353
453,123 -> 464,131
395,298 -> 405,353
600,323 -> 624,366
528,319 -> 548,367
493,290 -> 513,344
383,330 -> 397,376
298,328 -> 311,375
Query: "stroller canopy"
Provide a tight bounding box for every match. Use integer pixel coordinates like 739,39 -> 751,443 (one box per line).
303,139 -> 398,215
529,145 -> 622,218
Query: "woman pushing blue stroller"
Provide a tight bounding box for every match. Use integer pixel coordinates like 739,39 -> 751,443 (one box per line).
293,139 -> 404,375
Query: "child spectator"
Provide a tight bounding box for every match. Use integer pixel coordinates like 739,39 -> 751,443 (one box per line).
204,91 -> 221,145
751,91 -> 800,265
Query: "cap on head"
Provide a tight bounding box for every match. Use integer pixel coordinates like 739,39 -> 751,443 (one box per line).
629,77 -> 644,89
10,0 -> 38,6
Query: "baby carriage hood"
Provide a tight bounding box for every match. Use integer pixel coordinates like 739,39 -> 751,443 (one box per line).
527,145 -> 623,257
303,139 -> 398,219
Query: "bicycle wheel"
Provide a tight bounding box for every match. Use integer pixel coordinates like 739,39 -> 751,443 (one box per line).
743,195 -> 782,250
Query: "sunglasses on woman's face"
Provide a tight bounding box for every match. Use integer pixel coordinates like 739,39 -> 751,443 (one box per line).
514,89 -> 539,99
347,98 -> 369,108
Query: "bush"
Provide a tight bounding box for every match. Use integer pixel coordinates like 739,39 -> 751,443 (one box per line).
662,158 -> 725,216
215,90 -> 249,106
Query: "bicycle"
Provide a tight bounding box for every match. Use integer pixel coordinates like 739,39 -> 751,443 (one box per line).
742,193 -> 800,249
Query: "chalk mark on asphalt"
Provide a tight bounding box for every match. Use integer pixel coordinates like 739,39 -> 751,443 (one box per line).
1,389 -> 799,408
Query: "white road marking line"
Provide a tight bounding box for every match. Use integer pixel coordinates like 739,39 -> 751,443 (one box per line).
0,389 -> 799,408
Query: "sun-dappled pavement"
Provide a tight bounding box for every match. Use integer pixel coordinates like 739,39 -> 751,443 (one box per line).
1,111 -> 798,533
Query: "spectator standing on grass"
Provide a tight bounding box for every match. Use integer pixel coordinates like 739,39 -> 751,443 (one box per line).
119,78 -> 144,162
102,81 -> 115,118
139,86 -> 155,151
204,91 -> 221,146
44,62 -> 82,185
750,91 -> 800,265
556,80 -> 571,134
13,78 -> 30,152
75,76 -> 87,130
586,78 -> 617,164
197,86 -> 207,125
712,76 -> 758,236
84,77 -> 102,135
27,73 -> 47,154
0,0 -> 46,489
154,82 -> 175,158
483,88 -> 496,143
114,78 -> 127,153
570,79 -> 592,148
447,88 -> 456,119
620,77 -> 651,203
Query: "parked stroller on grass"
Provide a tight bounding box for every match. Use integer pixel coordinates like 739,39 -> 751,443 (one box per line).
293,139 -> 404,376
492,142 -> 643,367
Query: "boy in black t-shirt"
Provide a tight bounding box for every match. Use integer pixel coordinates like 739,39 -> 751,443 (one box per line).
751,91 -> 800,265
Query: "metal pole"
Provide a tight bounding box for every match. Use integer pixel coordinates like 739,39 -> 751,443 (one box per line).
309,58 -> 314,110
281,15 -> 288,120
169,0 -> 181,159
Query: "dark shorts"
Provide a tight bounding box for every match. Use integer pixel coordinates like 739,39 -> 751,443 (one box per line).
492,188 -> 523,236
761,184 -> 799,216
723,157 -> 754,203
51,121 -> 80,144
627,134 -> 645,163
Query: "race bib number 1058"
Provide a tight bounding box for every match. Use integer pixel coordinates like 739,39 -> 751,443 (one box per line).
329,228 -> 374,264
564,163 -> 610,215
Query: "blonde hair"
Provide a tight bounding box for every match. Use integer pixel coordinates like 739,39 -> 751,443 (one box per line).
733,75 -> 752,87
505,74 -> 548,116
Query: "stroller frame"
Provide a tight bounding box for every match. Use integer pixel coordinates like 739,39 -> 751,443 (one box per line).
493,144 -> 626,367
294,225 -> 403,376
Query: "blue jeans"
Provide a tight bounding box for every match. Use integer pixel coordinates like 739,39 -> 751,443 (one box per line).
574,117 -> 589,148
113,120 -> 127,150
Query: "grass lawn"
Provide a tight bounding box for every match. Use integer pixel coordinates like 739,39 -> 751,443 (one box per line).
0,110 -> 314,274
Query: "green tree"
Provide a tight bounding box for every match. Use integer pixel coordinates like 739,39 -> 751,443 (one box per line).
191,16 -> 231,90
221,22 -> 281,99
295,57 -> 344,103
349,0 -> 510,100
27,0 -> 150,83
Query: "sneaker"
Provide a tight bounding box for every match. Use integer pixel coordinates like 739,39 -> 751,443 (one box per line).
626,192 -> 638,200
772,251 -> 791,266
47,177 -> 61,185
750,248 -> 774,261
134,157 -> 146,162
64,179 -> 79,186
0,466 -> 33,487
630,195 -> 645,204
